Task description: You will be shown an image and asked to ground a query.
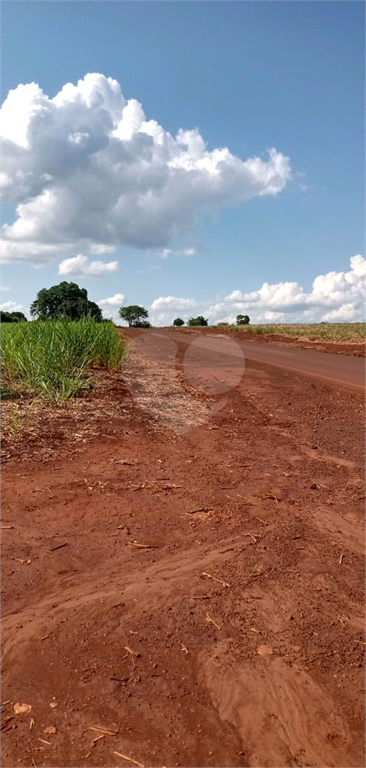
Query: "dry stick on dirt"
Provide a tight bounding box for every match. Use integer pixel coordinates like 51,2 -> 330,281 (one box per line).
114,751 -> 145,768
50,542 -> 69,551
339,553 -> 344,565
205,612 -> 222,630
124,646 -> 140,658
244,533 -> 260,543
89,726 -> 119,736
201,571 -> 230,588
180,643 -> 189,654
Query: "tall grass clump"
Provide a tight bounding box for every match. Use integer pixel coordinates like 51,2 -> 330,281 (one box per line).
1,319 -> 125,403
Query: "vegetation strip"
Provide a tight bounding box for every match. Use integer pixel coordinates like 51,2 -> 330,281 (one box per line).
1,318 -> 125,403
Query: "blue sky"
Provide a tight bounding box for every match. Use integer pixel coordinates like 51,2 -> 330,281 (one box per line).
1,1 -> 365,324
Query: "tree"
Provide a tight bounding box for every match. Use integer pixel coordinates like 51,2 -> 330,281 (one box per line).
188,315 -> 208,327
30,282 -> 102,321
0,311 -> 27,323
119,305 -> 150,327
173,318 -> 184,327
236,314 -> 250,325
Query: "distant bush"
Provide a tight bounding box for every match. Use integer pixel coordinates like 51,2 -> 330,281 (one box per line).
134,320 -> 151,328
188,315 -> 208,327
173,318 -> 184,326
1,311 -> 27,323
236,314 -> 250,325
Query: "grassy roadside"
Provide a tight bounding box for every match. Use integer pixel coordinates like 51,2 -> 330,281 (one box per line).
211,322 -> 365,343
1,319 -> 126,404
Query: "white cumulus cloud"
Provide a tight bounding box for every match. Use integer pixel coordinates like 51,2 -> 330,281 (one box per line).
149,255 -> 366,326
150,296 -> 197,326
0,300 -> 24,312
58,254 -> 118,276
150,296 -> 196,311
159,247 -> 198,259
0,73 -> 291,264
97,293 -> 125,306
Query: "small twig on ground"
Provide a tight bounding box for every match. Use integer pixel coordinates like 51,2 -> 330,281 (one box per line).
180,643 -> 189,654
339,553 -> 344,565
114,750 -> 145,767
201,571 -> 230,588
131,542 -> 157,549
205,612 -> 221,630
124,646 -> 140,658
244,533 -> 259,543
89,726 -> 119,736
192,595 -> 211,600
50,542 -> 69,551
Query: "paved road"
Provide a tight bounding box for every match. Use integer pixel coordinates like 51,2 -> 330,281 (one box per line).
161,330 -> 365,392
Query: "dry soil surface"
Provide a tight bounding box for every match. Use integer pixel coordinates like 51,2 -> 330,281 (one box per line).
1,330 -> 365,768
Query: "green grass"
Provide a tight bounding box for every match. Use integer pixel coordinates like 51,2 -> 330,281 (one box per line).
1,319 -> 125,403
215,322 -> 365,343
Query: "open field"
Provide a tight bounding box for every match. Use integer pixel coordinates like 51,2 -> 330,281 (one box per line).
1,319 -> 125,404
1,329 -> 365,768
220,322 -> 365,342
175,322 -> 365,357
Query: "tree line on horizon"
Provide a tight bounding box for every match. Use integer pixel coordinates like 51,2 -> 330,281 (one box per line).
1,281 -> 250,327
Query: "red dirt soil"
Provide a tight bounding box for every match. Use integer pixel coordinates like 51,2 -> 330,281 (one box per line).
1,332 -> 365,768
168,326 -> 365,357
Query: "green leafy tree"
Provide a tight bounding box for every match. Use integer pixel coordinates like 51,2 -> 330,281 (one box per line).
30,282 -> 102,322
173,318 -> 184,326
0,311 -> 27,323
188,315 -> 208,327
236,314 -> 250,325
119,305 -> 150,327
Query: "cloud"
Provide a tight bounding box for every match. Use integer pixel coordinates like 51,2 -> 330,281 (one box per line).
97,293 -> 124,306
159,247 -> 198,259
0,73 -> 291,264
150,295 -> 197,326
58,254 -> 118,276
150,296 -> 196,311
149,255 -> 366,326
0,300 -> 24,312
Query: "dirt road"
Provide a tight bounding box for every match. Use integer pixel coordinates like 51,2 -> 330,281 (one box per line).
165,329 -> 366,392
1,331 -> 365,768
